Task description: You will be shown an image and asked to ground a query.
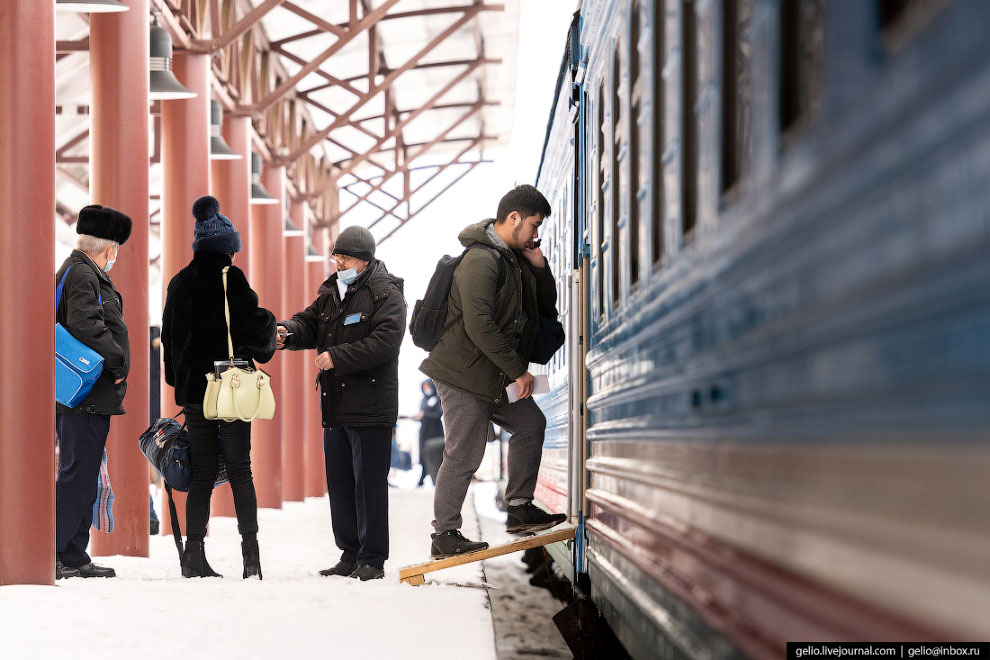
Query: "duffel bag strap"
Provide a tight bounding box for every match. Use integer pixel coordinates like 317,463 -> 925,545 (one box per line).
163,482 -> 184,560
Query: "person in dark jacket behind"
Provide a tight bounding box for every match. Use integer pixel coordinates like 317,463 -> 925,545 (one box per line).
420,184 -> 567,558
54,205 -> 132,580
278,225 -> 406,581
414,378 -> 444,487
161,195 -> 276,580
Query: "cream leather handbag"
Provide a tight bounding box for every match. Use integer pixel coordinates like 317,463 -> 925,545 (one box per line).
202,267 -> 276,422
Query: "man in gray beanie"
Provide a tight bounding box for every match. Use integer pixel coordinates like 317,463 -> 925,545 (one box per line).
54,204 -> 133,579
277,225 -> 406,581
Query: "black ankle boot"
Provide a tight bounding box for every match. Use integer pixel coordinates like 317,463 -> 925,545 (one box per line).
180,541 -> 222,578
242,540 -> 262,580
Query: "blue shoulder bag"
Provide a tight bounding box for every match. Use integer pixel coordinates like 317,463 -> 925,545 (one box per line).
55,264 -> 105,407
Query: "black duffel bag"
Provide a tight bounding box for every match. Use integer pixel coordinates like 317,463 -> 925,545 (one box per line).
530,316 -> 565,365
138,416 -> 192,559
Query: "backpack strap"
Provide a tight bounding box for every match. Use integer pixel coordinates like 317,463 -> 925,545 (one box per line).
441,244 -> 508,334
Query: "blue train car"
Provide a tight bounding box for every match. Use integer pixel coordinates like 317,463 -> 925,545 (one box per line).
533,1 -> 990,658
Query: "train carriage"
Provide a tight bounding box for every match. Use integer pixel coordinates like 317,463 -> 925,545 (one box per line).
531,1 -> 990,658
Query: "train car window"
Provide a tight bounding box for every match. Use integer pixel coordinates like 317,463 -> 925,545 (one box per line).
630,1 -> 643,288
681,0 -> 698,239
652,0 -> 665,268
720,0 -> 752,199
612,42 -> 624,309
878,0 -> 948,53
597,85 -> 607,320
780,0 -> 824,138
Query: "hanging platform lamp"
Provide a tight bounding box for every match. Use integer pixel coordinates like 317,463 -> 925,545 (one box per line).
210,101 -> 241,160
56,0 -> 128,12
250,153 -> 278,204
149,15 -> 196,101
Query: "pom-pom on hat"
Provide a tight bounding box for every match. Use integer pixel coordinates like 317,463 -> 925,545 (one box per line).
192,195 -> 241,253
76,205 -> 132,245
331,225 -> 376,262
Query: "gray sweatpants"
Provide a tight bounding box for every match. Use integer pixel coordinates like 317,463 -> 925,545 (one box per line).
433,381 -> 547,532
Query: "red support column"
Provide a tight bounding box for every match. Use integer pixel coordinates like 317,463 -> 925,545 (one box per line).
209,115 -> 250,517
159,52 -> 210,537
249,163 -> 285,509
89,0 -> 151,558
281,202 -> 307,501
0,0 -> 55,585
303,227 -> 329,498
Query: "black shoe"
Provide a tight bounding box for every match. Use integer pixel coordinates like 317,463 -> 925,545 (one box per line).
348,565 -> 384,581
150,520 -> 160,536
319,560 -> 356,577
505,502 -> 568,535
56,560 -> 80,580
242,540 -> 262,580
181,541 -> 222,578
77,562 -> 115,578
430,530 -> 489,559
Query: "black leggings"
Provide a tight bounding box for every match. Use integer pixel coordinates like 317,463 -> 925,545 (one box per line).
182,406 -> 258,541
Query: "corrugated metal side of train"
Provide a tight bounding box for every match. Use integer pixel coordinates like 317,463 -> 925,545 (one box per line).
574,1 -> 990,659
533,30 -> 581,578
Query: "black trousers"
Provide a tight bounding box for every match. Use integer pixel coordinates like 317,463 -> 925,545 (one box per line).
324,426 -> 391,569
183,406 -> 257,540
56,413 -> 111,567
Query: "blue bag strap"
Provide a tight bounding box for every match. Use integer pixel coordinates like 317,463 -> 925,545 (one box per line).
56,263 -> 103,313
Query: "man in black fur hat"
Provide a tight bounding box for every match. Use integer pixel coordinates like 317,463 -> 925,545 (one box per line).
54,204 -> 132,579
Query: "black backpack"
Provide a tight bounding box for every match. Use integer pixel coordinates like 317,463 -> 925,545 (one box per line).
409,245 -> 506,351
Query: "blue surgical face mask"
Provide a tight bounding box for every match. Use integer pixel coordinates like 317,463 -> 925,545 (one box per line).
104,249 -> 118,272
338,267 -> 358,285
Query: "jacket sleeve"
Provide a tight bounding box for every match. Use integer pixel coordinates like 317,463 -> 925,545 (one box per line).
225,266 -> 277,364
63,268 -> 127,379
328,283 -> 406,375
534,259 -> 559,319
279,293 -> 323,351
161,279 -> 175,387
458,250 -> 527,380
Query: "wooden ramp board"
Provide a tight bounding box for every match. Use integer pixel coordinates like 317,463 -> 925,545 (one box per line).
400,526 -> 576,586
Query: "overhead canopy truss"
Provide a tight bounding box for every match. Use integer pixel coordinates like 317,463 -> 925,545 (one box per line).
54,0 -> 518,243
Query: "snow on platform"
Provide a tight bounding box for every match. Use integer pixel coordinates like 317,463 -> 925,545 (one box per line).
1,484 -> 495,660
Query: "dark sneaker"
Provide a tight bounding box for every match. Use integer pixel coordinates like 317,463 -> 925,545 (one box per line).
150,520 -> 160,536
319,561 -> 356,577
76,562 -> 115,578
348,565 -> 385,581
430,530 -> 489,559
56,560 -> 80,580
505,502 -> 567,535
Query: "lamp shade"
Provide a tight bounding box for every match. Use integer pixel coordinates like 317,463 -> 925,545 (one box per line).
150,19 -> 196,101
210,100 -> 241,160
56,0 -> 128,12
250,153 -> 278,204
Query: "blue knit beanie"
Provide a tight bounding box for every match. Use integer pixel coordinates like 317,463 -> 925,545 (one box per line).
192,195 -> 241,253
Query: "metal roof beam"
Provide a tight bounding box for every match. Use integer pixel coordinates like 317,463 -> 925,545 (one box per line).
280,2 -> 347,38
285,5 -> 487,163
191,0 -> 286,52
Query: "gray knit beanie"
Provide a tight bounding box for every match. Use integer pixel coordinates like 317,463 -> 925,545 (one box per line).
332,226 -> 375,262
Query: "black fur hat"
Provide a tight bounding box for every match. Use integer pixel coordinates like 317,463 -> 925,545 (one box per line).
192,195 -> 241,253
76,205 -> 132,245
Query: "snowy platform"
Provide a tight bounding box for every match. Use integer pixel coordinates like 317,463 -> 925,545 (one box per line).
1,486 -> 496,660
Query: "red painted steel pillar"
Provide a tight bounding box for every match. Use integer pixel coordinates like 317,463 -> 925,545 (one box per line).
209,114 -> 250,517
159,52 -> 209,537
249,163 -> 284,508
281,202 -> 307,501
88,0 -> 150,558
0,0 -> 56,585
303,227 -> 329,498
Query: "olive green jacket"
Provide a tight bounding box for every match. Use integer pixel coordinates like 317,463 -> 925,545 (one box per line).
420,219 -> 558,404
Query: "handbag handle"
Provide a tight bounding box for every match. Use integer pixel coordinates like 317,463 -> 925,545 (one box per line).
221,266 -> 235,361
231,371 -> 268,422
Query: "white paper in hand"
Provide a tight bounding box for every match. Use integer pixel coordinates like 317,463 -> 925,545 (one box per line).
506,374 -> 550,403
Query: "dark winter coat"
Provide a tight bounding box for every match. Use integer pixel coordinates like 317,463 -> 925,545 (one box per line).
419,220 -> 558,404
418,380 -> 444,444
280,259 -> 406,428
55,250 -> 130,415
161,251 -> 276,407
